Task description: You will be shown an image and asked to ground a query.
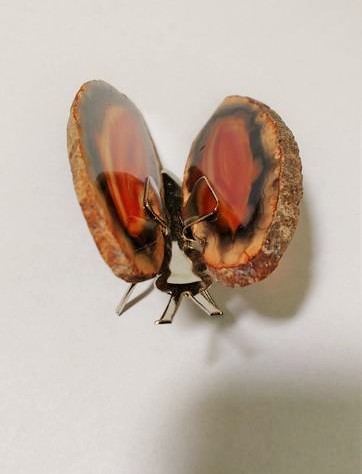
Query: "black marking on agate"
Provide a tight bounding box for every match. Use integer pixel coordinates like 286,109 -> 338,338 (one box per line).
185,104 -> 276,245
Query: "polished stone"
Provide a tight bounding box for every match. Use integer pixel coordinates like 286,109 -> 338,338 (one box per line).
68,81 -> 165,281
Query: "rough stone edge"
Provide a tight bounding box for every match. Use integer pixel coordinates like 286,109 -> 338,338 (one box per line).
207,98 -> 303,287
67,84 -> 157,283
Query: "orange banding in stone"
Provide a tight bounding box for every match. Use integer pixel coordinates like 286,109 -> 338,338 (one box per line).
96,106 -> 151,238
198,116 -> 262,233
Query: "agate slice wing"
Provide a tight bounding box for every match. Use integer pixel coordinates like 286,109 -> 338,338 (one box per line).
67,81 -> 165,282
182,96 -> 302,287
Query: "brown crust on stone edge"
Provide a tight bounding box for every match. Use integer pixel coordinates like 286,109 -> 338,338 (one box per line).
184,97 -> 303,287
67,85 -> 160,283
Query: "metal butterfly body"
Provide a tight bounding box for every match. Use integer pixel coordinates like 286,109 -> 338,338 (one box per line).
117,171 -> 223,324
67,80 -> 303,324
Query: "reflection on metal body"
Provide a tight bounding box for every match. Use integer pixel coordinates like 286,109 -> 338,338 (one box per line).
115,170 -> 223,324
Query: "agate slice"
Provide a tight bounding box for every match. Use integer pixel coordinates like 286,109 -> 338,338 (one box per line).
67,81 -> 165,282
182,96 -> 302,287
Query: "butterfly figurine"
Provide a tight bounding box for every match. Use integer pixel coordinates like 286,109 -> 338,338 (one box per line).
67,80 -> 302,324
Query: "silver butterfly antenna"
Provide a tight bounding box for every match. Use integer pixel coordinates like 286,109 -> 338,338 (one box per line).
116,171 -> 223,324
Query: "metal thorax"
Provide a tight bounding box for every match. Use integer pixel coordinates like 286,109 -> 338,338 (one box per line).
116,170 -> 223,324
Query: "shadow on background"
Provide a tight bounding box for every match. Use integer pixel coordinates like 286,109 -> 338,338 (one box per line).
169,382 -> 360,474
183,193 -> 313,328
178,194 -> 314,361
213,195 -> 313,321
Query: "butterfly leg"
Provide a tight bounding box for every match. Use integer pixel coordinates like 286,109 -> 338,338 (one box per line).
116,281 -> 155,317
115,283 -> 137,316
201,289 -> 216,305
155,293 -> 183,325
188,291 -> 223,317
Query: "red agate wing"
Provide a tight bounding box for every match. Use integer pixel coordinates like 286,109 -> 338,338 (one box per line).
182,96 -> 302,287
67,80 -> 165,282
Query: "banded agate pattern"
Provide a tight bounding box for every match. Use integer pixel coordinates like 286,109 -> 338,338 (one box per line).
67,81 -> 165,282
183,96 -> 302,286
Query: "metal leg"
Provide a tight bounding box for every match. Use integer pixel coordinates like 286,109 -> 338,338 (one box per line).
188,292 -> 223,317
155,293 -> 183,325
115,283 -> 222,323
201,289 -> 215,304
115,283 -> 137,316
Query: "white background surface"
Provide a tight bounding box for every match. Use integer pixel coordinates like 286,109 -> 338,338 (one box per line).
0,1 -> 360,473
